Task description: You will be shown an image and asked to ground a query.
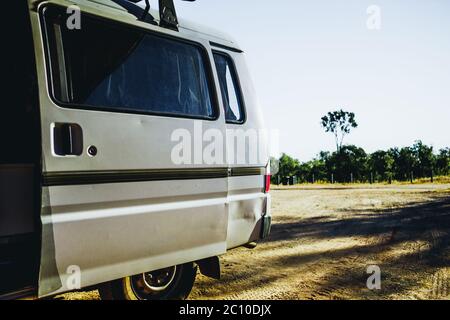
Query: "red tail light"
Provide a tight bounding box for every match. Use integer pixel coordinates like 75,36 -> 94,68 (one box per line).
265,175 -> 271,193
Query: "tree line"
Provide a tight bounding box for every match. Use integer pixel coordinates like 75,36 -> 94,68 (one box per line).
272,141 -> 450,184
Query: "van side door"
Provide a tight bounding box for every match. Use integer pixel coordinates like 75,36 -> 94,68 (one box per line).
31,4 -> 229,297
212,49 -> 270,249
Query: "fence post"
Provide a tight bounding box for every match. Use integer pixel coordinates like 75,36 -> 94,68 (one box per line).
312,174 -> 315,184
370,172 -> 373,184
331,173 -> 334,184
431,170 -> 433,183
410,171 -> 414,184
350,173 -> 354,184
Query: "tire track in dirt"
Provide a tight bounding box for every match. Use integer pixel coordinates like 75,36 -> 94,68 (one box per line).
430,269 -> 449,299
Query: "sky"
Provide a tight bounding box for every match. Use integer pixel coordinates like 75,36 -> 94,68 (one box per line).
142,0 -> 450,161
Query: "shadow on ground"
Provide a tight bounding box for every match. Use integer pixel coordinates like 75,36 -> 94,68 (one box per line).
269,196 -> 450,248
194,194 -> 450,299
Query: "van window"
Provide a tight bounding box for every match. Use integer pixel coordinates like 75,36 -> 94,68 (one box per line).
43,7 -> 217,120
213,53 -> 245,123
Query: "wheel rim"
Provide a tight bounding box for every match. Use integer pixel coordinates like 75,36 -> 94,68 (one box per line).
130,266 -> 177,298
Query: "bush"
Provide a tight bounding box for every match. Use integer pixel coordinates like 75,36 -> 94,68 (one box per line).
272,141 -> 449,184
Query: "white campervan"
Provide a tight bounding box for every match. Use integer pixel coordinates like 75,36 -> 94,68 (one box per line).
0,0 -> 271,300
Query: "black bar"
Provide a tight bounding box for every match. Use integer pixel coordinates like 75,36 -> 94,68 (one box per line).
42,167 -> 265,186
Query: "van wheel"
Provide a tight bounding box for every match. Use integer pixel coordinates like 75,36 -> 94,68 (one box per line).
98,263 -> 197,300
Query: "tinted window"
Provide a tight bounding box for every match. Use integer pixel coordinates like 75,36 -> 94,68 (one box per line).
43,7 -> 216,119
213,53 -> 245,123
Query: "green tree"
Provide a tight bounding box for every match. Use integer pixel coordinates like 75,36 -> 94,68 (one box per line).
396,147 -> 418,181
296,158 -> 328,183
385,153 -> 395,182
321,109 -> 358,152
271,142 -> 448,186
274,153 -> 299,184
411,140 -> 435,178
327,145 -> 368,182
368,150 -> 394,181
296,162 -> 312,183
436,148 -> 450,176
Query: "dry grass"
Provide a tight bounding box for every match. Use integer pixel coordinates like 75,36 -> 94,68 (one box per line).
273,176 -> 450,189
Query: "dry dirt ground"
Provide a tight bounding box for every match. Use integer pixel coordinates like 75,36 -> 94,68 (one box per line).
58,184 -> 450,300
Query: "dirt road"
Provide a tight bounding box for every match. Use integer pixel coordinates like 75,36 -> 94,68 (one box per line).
59,184 -> 450,300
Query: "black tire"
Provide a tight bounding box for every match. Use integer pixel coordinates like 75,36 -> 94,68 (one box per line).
98,263 -> 197,300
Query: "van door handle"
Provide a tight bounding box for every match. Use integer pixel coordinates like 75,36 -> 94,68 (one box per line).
53,123 -> 83,156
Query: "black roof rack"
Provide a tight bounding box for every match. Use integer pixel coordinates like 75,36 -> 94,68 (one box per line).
119,0 -> 196,31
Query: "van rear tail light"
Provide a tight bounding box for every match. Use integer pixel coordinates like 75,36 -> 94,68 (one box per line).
264,175 -> 271,193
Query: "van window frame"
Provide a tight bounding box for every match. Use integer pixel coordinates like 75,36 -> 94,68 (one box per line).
212,50 -> 247,125
39,4 -> 221,122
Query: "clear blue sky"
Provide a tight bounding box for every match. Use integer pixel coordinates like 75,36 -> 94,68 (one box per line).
145,0 -> 450,161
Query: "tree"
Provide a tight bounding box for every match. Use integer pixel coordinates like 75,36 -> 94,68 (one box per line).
327,145 -> 368,182
296,158 -> 328,183
396,147 -> 417,181
272,142 -> 448,186
274,153 -> 299,184
387,147 -> 401,180
321,109 -> 358,152
369,151 -> 386,181
411,140 -> 435,178
384,153 -> 395,182
436,148 -> 450,176
368,150 -> 394,182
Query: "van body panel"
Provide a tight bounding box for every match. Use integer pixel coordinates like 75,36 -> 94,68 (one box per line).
226,175 -> 267,249
43,179 -> 228,294
24,0 -> 271,297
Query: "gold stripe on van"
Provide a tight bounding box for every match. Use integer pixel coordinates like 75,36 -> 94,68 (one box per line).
42,167 -> 265,186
